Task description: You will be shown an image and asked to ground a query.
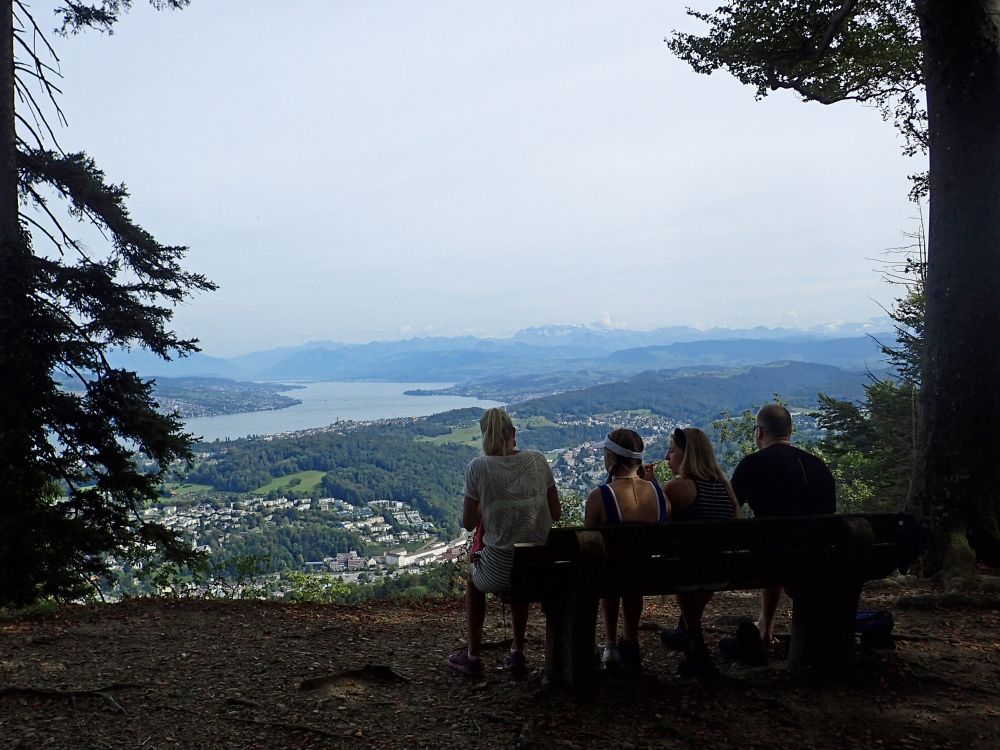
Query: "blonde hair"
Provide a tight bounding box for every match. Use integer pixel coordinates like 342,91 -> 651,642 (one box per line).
480,407 -> 515,456
676,427 -> 738,508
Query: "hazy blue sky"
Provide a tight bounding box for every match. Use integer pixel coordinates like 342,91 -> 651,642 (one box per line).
37,1 -> 918,356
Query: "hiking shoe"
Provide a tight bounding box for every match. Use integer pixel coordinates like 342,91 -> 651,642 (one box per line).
677,653 -> 719,679
502,649 -> 527,674
678,632 -> 718,680
601,645 -> 620,670
617,637 -> 642,673
719,620 -> 768,666
447,649 -> 482,676
660,615 -> 689,651
856,610 -> 896,650
659,627 -> 690,652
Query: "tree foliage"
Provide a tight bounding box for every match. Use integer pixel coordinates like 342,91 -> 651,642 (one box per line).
816,239 -> 925,513
185,420 -> 479,535
711,393 -> 791,474
668,1 -> 1000,568
669,1 -> 927,192
0,1 -> 212,605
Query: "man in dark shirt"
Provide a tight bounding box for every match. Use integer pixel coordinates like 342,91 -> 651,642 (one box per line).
731,404 -> 836,643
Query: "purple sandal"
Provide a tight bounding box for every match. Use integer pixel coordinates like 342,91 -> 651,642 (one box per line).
447,649 -> 483,676
501,649 -> 527,674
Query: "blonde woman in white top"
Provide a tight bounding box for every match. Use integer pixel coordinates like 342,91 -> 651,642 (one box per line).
447,408 -> 561,676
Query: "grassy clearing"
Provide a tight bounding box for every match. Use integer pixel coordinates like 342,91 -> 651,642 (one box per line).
594,409 -> 652,419
418,415 -> 562,447
517,416 -> 560,428
251,470 -> 326,496
162,482 -> 216,497
417,423 -> 482,447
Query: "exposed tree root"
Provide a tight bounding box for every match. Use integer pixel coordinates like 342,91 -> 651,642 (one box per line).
224,696 -> 261,708
299,663 -> 409,691
895,592 -> 1000,609
0,682 -> 147,713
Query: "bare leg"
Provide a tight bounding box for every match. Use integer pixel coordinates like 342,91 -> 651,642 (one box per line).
602,596 -> 620,645
621,595 -> 643,643
466,576 -> 486,657
757,586 -> 783,643
677,591 -> 713,637
676,591 -> 718,677
510,601 -> 529,652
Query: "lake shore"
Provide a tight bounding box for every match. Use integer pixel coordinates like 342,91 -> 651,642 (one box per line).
183,381 -> 500,442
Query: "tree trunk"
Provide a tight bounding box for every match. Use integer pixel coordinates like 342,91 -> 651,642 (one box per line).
913,0 -> 1000,571
0,0 -> 15,233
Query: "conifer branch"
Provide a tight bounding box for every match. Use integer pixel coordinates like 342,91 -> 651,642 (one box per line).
22,212 -> 67,256
14,1 -> 61,62
12,32 -> 69,133
15,119 -> 45,149
14,76 -> 65,145
22,183 -> 86,256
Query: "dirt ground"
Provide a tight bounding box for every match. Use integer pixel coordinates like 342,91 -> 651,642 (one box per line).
1,575 -> 998,750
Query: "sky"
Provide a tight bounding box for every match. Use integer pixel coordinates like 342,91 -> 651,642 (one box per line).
31,1 -> 920,357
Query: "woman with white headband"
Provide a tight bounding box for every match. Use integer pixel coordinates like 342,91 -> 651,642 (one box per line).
584,428 -> 670,672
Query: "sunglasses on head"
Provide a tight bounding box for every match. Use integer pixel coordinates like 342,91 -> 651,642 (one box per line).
671,427 -> 687,451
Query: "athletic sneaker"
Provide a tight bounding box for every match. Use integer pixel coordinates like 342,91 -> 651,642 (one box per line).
447,649 -> 483,676
677,632 -> 718,680
718,620 -> 768,666
659,628 -> 690,652
601,644 -> 620,670
617,637 -> 642,672
659,615 -> 689,651
502,649 -> 527,674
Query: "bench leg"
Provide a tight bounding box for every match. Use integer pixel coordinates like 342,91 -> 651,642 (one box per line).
788,583 -> 862,673
542,589 -> 599,693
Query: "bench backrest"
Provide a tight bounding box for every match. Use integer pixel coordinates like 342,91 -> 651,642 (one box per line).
509,513 -> 925,601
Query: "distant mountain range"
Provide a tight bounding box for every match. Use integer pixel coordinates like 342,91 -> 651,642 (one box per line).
106,321 -> 897,385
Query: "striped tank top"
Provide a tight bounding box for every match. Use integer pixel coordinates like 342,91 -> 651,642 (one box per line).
674,478 -> 734,522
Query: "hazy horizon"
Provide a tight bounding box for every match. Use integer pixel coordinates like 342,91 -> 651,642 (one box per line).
35,1 -> 921,357
164,315 -> 896,361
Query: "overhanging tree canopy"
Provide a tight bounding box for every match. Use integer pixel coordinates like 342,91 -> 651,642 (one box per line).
669,0 -> 1000,569
0,0 -> 214,604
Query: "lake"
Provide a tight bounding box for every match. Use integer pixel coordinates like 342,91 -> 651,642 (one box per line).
184,381 -> 500,442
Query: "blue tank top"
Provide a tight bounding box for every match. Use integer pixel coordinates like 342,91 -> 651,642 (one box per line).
598,480 -> 669,524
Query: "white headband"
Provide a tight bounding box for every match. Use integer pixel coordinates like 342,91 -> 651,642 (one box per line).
601,436 -> 644,461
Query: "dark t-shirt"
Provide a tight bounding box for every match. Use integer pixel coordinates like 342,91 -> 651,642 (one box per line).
731,443 -> 836,517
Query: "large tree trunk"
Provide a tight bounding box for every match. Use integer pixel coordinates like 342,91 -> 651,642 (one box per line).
0,0 -> 15,231
913,0 -> 1000,573
0,0 -> 38,605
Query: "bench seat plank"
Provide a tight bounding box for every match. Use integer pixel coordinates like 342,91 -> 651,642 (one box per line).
507,512 -> 925,690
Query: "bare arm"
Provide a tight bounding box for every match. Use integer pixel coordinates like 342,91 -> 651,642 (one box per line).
462,496 -> 481,531
664,477 -> 697,512
584,488 -> 605,527
546,484 -> 561,523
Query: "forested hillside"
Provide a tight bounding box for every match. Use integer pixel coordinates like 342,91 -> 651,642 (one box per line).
186,410 -> 483,532
181,363 -> 867,539
513,361 -> 866,421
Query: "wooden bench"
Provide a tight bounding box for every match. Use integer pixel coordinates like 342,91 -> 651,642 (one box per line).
508,512 -> 926,691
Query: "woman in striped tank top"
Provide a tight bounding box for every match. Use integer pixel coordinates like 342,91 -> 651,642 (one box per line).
660,427 -> 738,677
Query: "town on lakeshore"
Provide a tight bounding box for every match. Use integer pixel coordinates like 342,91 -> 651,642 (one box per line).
111,408 -> 689,598
130,495 -> 466,597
